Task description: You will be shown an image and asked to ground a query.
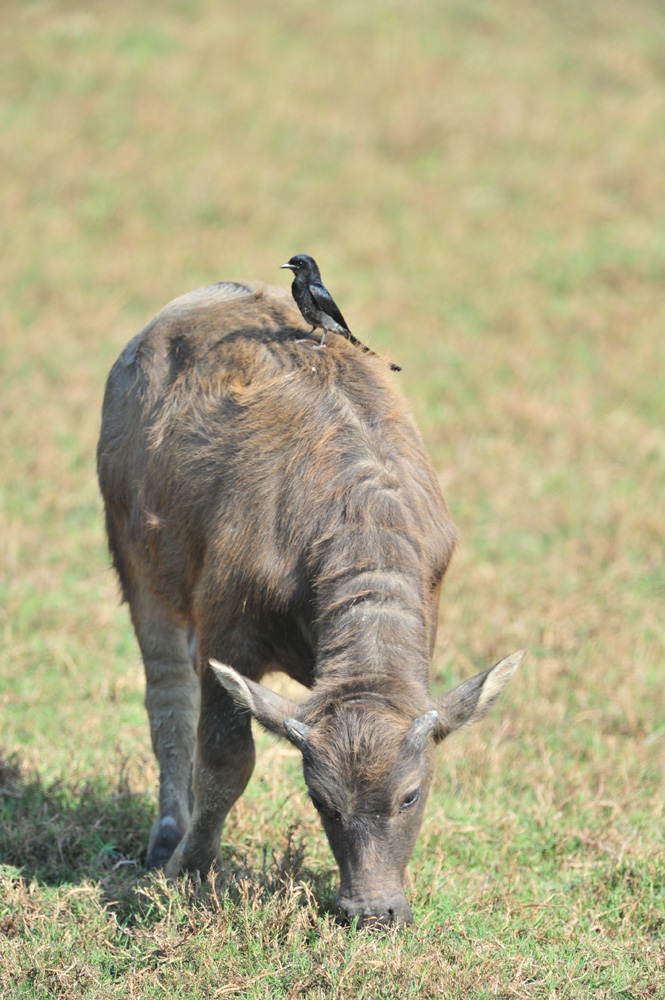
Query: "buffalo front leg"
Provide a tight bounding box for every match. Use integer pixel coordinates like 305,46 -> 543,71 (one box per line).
129,586 -> 201,869
165,665 -> 256,878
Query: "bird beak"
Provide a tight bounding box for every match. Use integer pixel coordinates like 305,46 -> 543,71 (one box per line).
280,262 -> 294,270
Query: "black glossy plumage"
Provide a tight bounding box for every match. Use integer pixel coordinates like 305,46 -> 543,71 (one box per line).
280,254 -> 401,371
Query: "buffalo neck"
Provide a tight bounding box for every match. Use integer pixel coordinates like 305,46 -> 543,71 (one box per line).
310,520 -> 432,695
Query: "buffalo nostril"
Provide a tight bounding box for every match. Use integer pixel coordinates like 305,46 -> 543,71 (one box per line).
334,894 -> 412,930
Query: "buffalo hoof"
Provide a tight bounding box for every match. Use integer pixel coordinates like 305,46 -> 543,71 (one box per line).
146,816 -> 185,870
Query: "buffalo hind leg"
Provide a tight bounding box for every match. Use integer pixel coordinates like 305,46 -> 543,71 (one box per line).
165,664 -> 256,878
129,585 -> 200,869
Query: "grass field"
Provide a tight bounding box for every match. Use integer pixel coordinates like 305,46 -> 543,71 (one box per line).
1,0 -> 664,996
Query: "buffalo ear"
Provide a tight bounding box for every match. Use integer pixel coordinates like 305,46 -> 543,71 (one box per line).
432,649 -> 525,743
209,660 -> 303,744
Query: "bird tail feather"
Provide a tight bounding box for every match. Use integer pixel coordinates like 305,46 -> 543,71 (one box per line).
343,329 -> 402,372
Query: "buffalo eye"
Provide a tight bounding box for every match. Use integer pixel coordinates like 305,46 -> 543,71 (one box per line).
310,795 -> 343,824
399,788 -> 420,811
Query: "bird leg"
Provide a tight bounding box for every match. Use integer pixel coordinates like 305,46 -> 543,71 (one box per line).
296,327 -> 327,349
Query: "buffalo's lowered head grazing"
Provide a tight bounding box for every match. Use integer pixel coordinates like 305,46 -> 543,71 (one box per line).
97,280 -> 524,929
210,650 -> 524,926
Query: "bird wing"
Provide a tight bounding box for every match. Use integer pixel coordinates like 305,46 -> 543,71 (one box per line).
309,282 -> 350,332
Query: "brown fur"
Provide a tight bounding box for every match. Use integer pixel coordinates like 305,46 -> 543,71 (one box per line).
98,281 -> 520,926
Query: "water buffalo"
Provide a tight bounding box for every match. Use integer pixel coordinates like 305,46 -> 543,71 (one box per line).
97,280 -> 524,926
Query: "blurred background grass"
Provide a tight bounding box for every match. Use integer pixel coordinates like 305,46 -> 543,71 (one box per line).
1,0 -> 664,995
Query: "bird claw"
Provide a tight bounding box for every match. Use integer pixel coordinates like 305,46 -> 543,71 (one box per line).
296,338 -> 326,350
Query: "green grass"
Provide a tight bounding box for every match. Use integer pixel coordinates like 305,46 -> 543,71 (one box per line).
1,0 -> 665,996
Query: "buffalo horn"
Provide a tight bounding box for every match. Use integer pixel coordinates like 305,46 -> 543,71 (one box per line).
283,717 -> 311,750
406,710 -> 439,752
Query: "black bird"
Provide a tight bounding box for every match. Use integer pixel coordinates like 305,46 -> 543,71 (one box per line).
280,254 -> 401,371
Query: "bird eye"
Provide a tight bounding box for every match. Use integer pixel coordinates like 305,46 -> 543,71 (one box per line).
400,788 -> 420,811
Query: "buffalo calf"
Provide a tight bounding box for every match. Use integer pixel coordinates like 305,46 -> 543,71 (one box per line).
97,281 -> 524,926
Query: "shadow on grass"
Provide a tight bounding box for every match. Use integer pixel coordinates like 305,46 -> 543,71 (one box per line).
0,750 -> 337,924
0,750 -> 153,887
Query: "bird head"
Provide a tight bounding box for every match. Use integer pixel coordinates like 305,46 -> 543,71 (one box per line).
280,254 -> 320,277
